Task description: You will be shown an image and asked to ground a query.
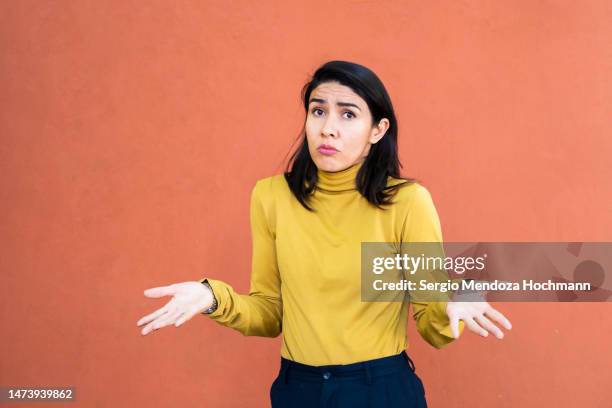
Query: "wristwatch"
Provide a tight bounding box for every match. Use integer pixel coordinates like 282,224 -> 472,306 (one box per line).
200,279 -> 218,314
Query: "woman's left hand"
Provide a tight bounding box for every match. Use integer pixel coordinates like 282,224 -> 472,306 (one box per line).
446,301 -> 512,339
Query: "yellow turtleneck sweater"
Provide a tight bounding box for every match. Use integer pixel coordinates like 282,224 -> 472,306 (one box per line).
200,161 -> 459,366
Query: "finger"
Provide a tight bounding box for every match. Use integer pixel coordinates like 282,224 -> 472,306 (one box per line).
474,315 -> 504,339
465,317 -> 488,337
137,306 -> 169,327
143,285 -> 177,298
141,320 -> 158,336
484,307 -> 512,330
152,309 -> 183,330
175,310 -> 196,327
141,307 -> 175,335
449,315 -> 461,339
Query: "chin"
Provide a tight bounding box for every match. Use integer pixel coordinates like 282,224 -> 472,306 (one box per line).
312,156 -> 349,172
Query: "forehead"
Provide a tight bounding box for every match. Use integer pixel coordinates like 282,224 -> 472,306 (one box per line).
309,82 -> 365,106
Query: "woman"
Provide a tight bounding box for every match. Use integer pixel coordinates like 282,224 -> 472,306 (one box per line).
137,60 -> 512,407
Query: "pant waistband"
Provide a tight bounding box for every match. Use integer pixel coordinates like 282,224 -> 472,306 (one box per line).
278,351 -> 416,386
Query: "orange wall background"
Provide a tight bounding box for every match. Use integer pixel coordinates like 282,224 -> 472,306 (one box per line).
1,1 -> 611,407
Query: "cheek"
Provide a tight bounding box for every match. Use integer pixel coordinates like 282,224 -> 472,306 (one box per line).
343,127 -> 372,152
304,117 -> 314,135
305,118 -> 324,146
304,124 -> 316,146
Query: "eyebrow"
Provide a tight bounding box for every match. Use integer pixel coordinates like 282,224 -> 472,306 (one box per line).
308,98 -> 362,111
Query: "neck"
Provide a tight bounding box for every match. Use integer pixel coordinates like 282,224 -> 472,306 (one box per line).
316,160 -> 364,192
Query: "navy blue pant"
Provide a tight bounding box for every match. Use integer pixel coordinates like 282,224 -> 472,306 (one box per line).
270,351 -> 427,407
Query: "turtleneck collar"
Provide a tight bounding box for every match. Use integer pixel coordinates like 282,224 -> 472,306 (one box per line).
316,160 -> 364,193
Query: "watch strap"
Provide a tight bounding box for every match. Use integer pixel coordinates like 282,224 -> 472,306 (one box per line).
200,279 -> 218,314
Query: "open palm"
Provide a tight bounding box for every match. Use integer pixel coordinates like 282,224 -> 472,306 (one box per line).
136,281 -> 214,336
446,301 -> 512,339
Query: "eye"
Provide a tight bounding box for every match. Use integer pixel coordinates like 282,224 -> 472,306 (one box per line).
311,108 -> 324,117
310,108 -> 354,119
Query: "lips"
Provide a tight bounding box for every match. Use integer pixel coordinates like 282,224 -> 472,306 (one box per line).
317,144 -> 339,155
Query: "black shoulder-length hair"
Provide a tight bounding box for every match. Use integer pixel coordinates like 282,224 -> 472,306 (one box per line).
284,60 -> 417,211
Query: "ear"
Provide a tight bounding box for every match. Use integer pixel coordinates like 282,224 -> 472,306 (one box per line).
369,118 -> 390,144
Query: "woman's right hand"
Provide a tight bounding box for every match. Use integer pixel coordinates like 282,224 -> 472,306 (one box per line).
136,281 -> 215,336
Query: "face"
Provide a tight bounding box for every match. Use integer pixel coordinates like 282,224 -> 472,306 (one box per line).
305,81 -> 389,172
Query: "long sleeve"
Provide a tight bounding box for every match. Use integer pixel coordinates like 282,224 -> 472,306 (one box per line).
199,180 -> 282,338
402,184 -> 464,348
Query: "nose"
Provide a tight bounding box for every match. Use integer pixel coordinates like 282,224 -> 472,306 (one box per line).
321,113 -> 338,138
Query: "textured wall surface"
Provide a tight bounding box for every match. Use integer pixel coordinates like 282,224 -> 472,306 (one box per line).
1,1 -> 610,406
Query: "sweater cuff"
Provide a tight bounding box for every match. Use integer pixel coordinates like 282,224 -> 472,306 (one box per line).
199,278 -> 225,319
431,301 -> 465,340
